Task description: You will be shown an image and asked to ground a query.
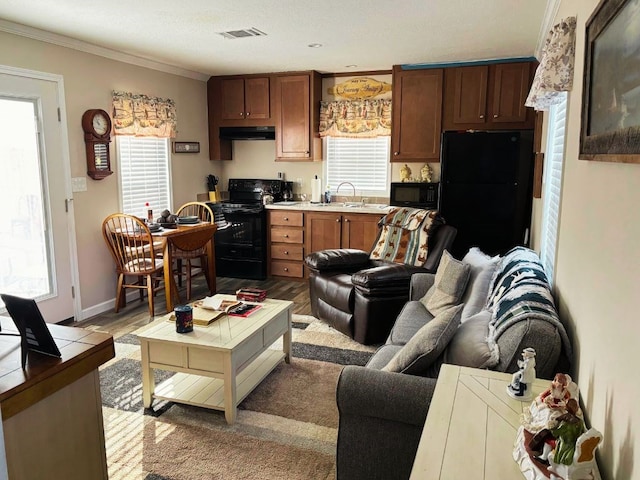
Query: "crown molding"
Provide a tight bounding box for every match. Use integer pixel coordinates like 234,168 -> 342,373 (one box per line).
535,0 -> 562,58
0,19 -> 209,81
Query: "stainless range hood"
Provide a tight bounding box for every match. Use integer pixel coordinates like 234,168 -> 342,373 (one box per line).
219,126 -> 275,140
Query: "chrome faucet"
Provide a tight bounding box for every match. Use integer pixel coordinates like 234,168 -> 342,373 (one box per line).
336,181 -> 356,200
337,182 -> 364,206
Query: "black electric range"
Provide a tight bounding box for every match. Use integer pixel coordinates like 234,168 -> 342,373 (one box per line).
208,179 -> 285,280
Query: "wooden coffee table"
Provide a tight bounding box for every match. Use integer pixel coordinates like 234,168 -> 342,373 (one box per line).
134,295 -> 293,424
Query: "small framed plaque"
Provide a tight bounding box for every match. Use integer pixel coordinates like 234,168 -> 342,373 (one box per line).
173,141 -> 200,153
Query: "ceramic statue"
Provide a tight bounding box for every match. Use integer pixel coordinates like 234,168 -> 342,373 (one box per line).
507,347 -> 537,401
513,372 -> 603,480
420,163 -> 433,183
400,164 -> 412,182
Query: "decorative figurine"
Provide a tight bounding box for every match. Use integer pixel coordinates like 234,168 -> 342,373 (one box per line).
513,373 -> 603,480
507,347 -> 536,401
420,163 -> 433,183
400,164 -> 412,182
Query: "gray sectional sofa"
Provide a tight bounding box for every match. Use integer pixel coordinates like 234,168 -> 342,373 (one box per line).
336,247 -> 572,480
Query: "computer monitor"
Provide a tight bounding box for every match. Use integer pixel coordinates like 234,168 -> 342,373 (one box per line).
1,294 -> 62,365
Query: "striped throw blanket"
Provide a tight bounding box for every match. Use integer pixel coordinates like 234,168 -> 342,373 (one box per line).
486,247 -> 572,361
369,208 -> 442,266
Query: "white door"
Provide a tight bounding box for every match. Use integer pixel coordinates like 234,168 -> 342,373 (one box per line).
0,67 -> 78,323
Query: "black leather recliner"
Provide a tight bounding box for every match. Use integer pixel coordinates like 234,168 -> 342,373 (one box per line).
304,222 -> 457,345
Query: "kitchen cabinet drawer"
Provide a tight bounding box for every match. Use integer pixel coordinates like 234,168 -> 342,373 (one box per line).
271,244 -> 304,261
270,261 -> 304,278
270,227 -> 303,244
269,211 -> 304,226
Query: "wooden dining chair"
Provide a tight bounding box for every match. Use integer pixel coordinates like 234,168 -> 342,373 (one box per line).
173,202 -> 215,301
102,213 -> 165,317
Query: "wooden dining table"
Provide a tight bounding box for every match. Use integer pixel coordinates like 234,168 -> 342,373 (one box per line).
152,222 -> 217,312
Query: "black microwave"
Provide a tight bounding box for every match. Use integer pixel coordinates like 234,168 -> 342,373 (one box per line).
390,182 -> 439,209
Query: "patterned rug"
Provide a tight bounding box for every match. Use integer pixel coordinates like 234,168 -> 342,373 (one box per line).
99,314 -> 377,480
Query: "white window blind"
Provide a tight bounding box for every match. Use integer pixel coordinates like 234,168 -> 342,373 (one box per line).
540,92 -> 568,285
324,136 -> 390,196
117,136 -> 172,219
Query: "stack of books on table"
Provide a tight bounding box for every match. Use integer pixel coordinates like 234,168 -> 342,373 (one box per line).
236,288 -> 267,302
191,297 -> 261,325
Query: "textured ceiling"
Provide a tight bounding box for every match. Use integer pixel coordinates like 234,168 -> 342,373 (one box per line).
0,0 -> 550,78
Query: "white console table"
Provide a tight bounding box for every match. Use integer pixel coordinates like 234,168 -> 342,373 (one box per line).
410,365 -> 601,480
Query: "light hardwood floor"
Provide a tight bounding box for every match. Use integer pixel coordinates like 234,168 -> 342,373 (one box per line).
75,277 -> 311,338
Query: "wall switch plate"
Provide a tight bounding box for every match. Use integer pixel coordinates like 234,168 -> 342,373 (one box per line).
71,177 -> 87,192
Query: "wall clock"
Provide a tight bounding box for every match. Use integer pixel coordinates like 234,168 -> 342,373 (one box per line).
82,109 -> 113,180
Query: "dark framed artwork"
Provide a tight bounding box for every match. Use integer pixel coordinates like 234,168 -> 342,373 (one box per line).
580,0 -> 640,163
173,141 -> 200,153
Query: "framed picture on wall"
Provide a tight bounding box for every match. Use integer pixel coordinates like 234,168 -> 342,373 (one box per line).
580,0 -> 640,163
173,141 -> 200,153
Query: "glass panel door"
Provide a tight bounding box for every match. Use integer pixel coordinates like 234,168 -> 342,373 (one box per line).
0,98 -> 51,300
0,70 -> 76,322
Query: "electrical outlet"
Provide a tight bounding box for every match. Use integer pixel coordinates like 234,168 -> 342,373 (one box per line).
296,177 -> 303,187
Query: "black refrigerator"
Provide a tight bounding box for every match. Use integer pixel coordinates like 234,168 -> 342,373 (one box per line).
439,130 -> 534,259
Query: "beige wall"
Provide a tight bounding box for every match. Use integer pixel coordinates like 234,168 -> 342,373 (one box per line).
0,31 -> 221,315
530,2 -> 640,478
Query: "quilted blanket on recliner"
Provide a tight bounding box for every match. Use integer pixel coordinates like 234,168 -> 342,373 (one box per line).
369,208 -> 442,266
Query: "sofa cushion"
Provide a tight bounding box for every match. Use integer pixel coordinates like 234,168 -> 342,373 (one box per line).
382,304 -> 463,375
366,344 -> 402,369
420,251 -> 470,316
386,301 -> 434,346
460,247 -> 500,320
443,310 -> 499,369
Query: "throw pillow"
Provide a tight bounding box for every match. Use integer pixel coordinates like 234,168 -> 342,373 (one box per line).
443,310 -> 499,369
420,250 -> 470,316
460,247 -> 500,320
382,304 -> 463,375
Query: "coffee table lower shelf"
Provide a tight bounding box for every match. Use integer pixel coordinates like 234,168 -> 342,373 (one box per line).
153,349 -> 285,411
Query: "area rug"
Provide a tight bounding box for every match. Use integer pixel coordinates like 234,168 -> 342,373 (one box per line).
99,314 -> 377,480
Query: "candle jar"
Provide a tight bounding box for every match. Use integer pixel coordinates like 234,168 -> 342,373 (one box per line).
175,305 -> 193,333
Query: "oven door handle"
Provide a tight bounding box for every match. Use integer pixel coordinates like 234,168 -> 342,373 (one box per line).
221,206 -> 263,215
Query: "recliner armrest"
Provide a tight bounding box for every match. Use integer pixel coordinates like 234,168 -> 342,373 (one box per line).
351,263 -> 428,296
304,249 -> 371,273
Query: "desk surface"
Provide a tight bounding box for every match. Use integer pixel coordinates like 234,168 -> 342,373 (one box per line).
0,316 -> 114,419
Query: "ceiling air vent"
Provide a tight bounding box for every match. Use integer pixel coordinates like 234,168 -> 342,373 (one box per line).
217,28 -> 267,39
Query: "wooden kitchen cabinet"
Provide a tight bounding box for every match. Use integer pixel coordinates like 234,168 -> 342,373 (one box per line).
341,213 -> 381,251
306,212 -> 381,254
207,74 -> 271,160
273,71 -> 322,161
268,210 -> 305,278
268,209 -> 383,278
391,66 -> 443,162
443,62 -> 535,130
220,76 -> 270,121
306,212 -> 343,253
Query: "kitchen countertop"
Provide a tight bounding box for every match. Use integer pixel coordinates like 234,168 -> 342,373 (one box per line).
265,202 -> 392,214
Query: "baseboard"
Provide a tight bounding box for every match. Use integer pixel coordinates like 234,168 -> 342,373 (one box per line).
79,291 -> 145,322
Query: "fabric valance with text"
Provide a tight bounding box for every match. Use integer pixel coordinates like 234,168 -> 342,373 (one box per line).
319,99 -> 392,138
112,91 -> 177,138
